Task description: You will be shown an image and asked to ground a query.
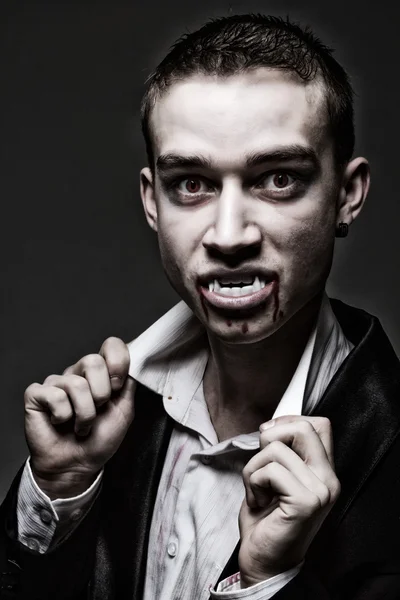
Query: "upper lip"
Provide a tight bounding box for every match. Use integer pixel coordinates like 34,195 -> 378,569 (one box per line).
198,267 -> 277,286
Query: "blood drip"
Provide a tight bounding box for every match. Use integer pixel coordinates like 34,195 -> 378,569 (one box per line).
199,290 -> 209,320
272,280 -> 280,322
227,320 -> 232,327
242,322 -> 249,334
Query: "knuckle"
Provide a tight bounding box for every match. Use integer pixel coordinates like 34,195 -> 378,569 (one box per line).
249,470 -> 261,489
303,492 -> 322,515
68,375 -> 89,392
316,416 -> 331,431
264,461 -> 278,478
82,353 -> 104,370
75,410 -> 95,424
43,374 -> 58,386
298,420 -> 313,434
103,336 -> 125,348
317,484 -> 331,507
267,440 -> 285,455
24,382 -> 41,399
242,463 -> 252,483
329,477 -> 341,501
50,388 -> 68,404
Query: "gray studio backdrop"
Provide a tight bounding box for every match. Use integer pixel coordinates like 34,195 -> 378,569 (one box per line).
1,0 -> 399,500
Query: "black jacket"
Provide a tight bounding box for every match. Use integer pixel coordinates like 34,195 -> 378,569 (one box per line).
1,299 -> 400,600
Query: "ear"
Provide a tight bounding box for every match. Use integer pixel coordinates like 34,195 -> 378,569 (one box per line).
140,167 -> 158,232
336,157 -> 370,227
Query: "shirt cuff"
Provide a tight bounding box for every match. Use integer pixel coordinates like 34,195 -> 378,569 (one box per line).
17,458 -> 103,553
211,564 -> 302,599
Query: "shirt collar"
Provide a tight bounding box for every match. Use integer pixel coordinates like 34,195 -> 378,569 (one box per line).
128,293 -> 352,424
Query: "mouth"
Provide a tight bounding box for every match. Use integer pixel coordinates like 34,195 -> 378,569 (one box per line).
198,273 -> 277,312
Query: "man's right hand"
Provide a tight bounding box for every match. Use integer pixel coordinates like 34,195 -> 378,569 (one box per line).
24,337 -> 135,500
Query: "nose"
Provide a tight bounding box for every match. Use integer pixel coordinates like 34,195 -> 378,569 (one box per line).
202,184 -> 262,256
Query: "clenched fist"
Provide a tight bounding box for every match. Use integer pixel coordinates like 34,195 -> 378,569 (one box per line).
24,337 -> 135,499
239,415 -> 341,588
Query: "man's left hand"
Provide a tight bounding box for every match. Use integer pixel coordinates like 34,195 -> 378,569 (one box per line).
239,415 -> 341,588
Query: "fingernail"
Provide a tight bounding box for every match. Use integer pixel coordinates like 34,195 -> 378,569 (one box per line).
76,425 -> 91,437
259,420 -> 275,432
110,375 -> 123,391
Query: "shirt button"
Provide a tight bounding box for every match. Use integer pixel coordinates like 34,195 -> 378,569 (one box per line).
71,509 -> 83,522
26,538 -> 40,552
39,509 -> 53,524
200,455 -> 213,465
167,541 -> 178,557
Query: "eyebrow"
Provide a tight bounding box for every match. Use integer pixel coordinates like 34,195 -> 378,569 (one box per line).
245,145 -> 320,169
157,154 -> 212,172
156,145 -> 320,173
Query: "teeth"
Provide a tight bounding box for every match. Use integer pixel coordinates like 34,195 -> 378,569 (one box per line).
219,276 -> 253,285
207,276 -> 267,296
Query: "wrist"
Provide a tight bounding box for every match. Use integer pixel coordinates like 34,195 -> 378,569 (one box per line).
239,557 -> 305,589
239,554 -> 301,589
31,468 -> 100,500
240,570 -> 277,589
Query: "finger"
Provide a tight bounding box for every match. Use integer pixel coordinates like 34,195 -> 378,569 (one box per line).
259,420 -> 334,482
43,374 -> 96,436
24,383 -> 74,425
64,354 -> 111,407
99,337 -> 130,392
248,461 -> 320,518
260,416 -> 334,466
243,440 -> 334,510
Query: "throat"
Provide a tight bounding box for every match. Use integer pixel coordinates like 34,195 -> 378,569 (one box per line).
203,368 -> 281,442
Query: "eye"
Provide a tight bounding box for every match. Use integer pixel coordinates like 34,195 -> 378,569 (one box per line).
260,172 -> 295,190
253,171 -> 306,200
272,173 -> 292,188
178,178 -> 209,194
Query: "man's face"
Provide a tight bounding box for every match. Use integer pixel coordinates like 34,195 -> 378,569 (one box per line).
143,69 -> 341,343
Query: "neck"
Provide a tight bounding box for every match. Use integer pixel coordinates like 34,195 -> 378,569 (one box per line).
203,293 -> 323,441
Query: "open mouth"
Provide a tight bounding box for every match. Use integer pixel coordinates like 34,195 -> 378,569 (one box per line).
199,273 -> 277,312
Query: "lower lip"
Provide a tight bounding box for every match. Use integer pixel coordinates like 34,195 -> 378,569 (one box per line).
200,281 -> 276,311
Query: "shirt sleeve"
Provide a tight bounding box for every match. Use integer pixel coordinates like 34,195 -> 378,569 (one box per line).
17,458 -> 103,554
210,565 -> 302,599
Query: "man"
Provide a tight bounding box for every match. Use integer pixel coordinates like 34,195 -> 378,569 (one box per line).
1,12 -> 400,600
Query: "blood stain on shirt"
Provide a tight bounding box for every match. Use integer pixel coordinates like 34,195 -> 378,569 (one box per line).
166,444 -> 185,491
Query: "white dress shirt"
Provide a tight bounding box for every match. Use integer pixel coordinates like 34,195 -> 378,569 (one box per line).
17,293 -> 353,599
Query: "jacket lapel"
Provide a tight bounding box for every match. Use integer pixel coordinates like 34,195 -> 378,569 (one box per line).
318,300 -> 400,526
216,300 -> 400,591
92,383 -> 173,600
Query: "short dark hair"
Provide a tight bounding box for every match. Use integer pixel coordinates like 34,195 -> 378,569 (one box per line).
141,14 -> 355,168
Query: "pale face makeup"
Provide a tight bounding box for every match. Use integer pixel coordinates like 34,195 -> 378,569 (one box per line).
142,69 -> 341,344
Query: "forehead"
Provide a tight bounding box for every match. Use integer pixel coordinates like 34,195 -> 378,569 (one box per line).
150,69 -> 329,166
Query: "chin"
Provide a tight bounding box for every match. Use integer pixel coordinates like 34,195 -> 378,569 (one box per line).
201,305 -> 288,344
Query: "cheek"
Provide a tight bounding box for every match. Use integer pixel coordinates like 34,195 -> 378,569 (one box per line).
157,202 -> 205,263
156,212 -> 196,294
278,207 -> 336,284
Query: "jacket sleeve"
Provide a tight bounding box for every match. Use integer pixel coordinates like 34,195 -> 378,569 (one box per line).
0,465 -> 101,600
